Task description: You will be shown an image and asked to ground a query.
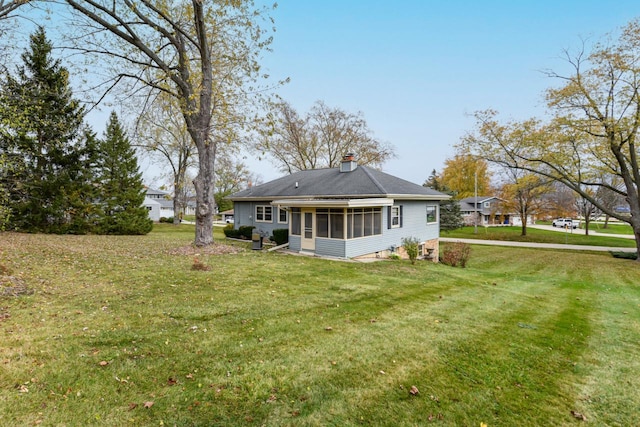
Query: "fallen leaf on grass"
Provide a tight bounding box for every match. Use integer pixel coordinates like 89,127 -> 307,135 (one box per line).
325,326 -> 333,331
143,401 -> 154,408
409,385 -> 419,396
571,410 -> 586,421
98,361 -> 109,366
128,403 -> 138,410
186,373 -> 193,379
167,377 -> 177,386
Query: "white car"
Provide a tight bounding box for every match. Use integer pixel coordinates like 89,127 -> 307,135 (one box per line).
552,218 -> 578,229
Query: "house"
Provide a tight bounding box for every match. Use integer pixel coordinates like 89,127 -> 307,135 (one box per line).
220,209 -> 234,223
228,155 -> 450,260
143,187 -> 175,221
458,196 -> 532,226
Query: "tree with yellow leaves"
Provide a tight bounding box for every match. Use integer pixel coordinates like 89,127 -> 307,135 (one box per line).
440,154 -> 492,200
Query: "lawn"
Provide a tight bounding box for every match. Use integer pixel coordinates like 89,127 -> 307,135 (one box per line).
537,220 -> 635,236
443,226 -> 637,248
1,224 -> 640,426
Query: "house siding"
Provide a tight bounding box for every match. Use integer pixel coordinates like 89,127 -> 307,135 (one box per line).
143,199 -> 161,222
233,202 -> 288,237
377,200 -> 439,248
316,238 -> 346,258
233,200 -> 441,259
289,235 -> 301,252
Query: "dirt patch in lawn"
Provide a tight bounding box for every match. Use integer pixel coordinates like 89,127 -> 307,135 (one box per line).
167,244 -> 245,256
0,275 -> 33,297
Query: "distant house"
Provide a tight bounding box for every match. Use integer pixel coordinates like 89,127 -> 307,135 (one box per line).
143,188 -> 174,221
220,209 -> 234,223
228,154 -> 450,260
458,196 -> 532,226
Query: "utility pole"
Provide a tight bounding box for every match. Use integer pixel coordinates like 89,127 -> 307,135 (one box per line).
474,168 -> 478,234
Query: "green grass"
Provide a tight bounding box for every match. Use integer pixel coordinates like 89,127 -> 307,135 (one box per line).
587,223 -> 635,235
443,226 -> 637,248
1,224 -> 640,426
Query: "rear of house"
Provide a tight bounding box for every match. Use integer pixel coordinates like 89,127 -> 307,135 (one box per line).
228,156 -> 449,260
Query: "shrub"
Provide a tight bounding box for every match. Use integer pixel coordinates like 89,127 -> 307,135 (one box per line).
401,237 -> 421,265
389,253 -> 401,260
611,251 -> 638,260
440,242 -> 471,267
238,225 -> 255,239
223,224 -> 240,238
159,216 -> 174,223
272,228 -> 289,245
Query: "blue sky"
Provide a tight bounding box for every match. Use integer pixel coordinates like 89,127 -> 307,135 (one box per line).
11,1 -> 636,186
247,0 -> 640,185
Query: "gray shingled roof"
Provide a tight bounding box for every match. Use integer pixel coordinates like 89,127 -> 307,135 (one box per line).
229,165 -> 448,200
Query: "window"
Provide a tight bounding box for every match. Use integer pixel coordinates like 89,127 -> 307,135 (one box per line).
290,208 -> 301,235
391,206 -> 400,228
316,209 -> 329,238
316,208 -> 345,239
256,205 -> 273,222
347,207 -> 382,239
484,201 -> 491,208
388,205 -> 402,229
330,209 -> 344,239
426,205 -> 437,224
278,208 -> 288,224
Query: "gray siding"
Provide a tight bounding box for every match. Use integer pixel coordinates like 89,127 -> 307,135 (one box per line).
232,201 -> 288,237
345,201 -> 439,258
234,200 -> 440,259
316,238 -> 346,258
289,235 -> 301,251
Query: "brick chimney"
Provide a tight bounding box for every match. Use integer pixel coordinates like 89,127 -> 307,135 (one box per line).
340,153 -> 357,172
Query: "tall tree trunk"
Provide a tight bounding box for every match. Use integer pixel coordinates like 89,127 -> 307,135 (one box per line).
193,142 -> 215,246
584,216 -> 590,236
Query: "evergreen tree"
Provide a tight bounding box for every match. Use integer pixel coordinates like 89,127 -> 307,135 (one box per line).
95,112 -> 152,235
0,27 -> 90,233
424,169 -> 463,232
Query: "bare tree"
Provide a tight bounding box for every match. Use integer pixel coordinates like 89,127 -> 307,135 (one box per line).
0,0 -> 22,19
133,92 -> 196,225
257,100 -> 395,173
498,171 -> 551,236
58,0 -> 276,246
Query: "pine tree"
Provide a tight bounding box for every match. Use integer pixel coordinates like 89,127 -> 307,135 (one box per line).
424,169 -> 463,232
0,27 -> 90,233
95,112 -> 152,235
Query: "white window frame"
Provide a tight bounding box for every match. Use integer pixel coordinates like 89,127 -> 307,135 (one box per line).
426,205 -> 438,224
255,205 -> 273,223
390,205 -> 401,228
278,208 -> 288,224
484,201 -> 491,208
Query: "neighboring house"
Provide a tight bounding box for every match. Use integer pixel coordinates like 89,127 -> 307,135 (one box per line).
143,187 -> 175,221
458,196 -> 533,226
220,209 -> 234,223
228,155 -> 450,260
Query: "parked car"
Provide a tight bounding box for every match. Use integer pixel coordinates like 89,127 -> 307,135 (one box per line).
552,218 -> 578,229
225,216 -> 234,224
